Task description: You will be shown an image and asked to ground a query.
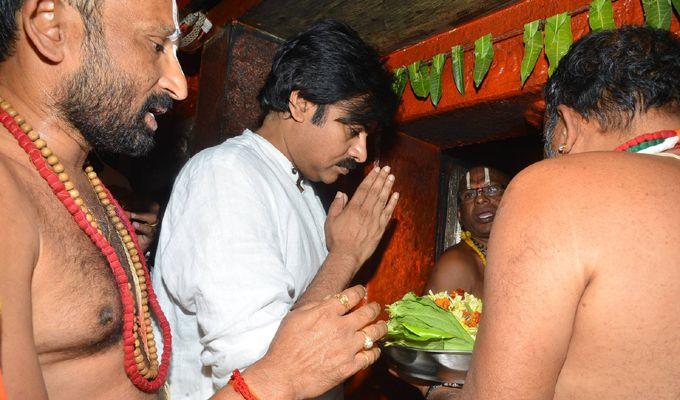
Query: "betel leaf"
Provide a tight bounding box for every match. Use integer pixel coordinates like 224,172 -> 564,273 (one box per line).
392,66 -> 408,98
429,53 -> 446,107
545,13 -> 573,76
642,0 -> 672,30
520,20 -> 543,86
450,45 -> 465,95
589,0 -> 616,31
408,60 -> 430,99
473,34 -> 494,88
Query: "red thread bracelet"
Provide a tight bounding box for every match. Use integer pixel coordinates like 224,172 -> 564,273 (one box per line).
230,369 -> 259,400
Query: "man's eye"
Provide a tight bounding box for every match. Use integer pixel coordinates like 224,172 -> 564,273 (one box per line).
349,127 -> 361,137
153,42 -> 165,53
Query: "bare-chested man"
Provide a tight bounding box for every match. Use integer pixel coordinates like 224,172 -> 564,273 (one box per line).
426,166 -> 509,298
0,1 -> 387,399
453,26 -> 680,400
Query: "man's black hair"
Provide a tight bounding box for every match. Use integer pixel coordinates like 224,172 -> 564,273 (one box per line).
544,26 -> 680,150
257,19 -> 398,135
0,0 -> 101,63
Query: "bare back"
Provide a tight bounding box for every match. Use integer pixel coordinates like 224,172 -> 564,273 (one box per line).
0,133 -> 156,399
464,152 -> 680,400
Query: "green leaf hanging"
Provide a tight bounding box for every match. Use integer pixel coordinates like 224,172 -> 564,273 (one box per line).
642,0 -> 672,30
408,60 -> 430,99
450,45 -> 465,95
545,13 -> 573,76
392,66 -> 408,98
520,20 -> 543,86
673,0 -> 680,15
429,53 -> 446,107
589,0 -> 616,31
473,34 -> 494,88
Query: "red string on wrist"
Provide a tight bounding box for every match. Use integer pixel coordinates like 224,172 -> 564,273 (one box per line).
230,369 -> 259,400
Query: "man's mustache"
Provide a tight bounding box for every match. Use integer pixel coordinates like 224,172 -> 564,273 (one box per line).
141,93 -> 174,115
336,158 -> 359,171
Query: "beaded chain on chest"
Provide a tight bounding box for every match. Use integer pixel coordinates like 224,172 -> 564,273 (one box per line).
460,230 -> 487,268
0,98 -> 171,393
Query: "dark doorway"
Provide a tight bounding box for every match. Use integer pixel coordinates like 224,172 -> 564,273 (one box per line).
435,132 -> 544,258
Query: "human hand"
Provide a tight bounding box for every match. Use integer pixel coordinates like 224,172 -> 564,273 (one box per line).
324,166 -> 399,271
250,285 -> 387,400
126,202 -> 160,254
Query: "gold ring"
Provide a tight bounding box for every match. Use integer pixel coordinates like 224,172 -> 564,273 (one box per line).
145,221 -> 159,228
361,331 -> 374,350
334,293 -> 351,312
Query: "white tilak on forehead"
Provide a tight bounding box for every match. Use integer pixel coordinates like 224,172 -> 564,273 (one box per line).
465,171 -> 471,189
170,0 -> 181,62
484,167 -> 490,186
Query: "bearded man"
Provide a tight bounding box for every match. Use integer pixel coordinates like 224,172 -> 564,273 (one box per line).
425,166 -> 509,298
0,1 -> 387,399
429,26 -> 680,400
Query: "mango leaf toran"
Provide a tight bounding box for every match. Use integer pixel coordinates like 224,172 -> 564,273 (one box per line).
520,20 -> 543,86
450,45 -> 465,95
473,34 -> 494,88
642,0 -> 673,30
545,13 -> 573,76
408,60 -> 430,99
429,53 -> 446,107
589,0 -> 616,31
392,66 -> 408,98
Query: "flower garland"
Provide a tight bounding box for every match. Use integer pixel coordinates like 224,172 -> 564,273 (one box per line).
460,230 -> 487,268
0,99 -> 171,393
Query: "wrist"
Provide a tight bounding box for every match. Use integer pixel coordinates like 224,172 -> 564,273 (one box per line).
241,358 -> 296,400
326,249 -> 361,273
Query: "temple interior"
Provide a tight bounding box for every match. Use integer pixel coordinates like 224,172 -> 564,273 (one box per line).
86,1 -> 679,398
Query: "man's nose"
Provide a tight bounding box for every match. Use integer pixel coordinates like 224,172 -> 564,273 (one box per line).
158,51 -> 188,101
348,133 -> 368,164
475,190 -> 490,204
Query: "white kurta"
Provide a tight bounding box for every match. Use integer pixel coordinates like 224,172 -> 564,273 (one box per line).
153,129 -> 331,399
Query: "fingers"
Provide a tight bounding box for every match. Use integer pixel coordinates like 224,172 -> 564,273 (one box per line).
352,347 -> 381,372
371,171 -> 395,216
349,166 -> 381,206
132,221 -> 155,237
129,211 -> 158,224
325,285 -> 367,315
345,301 -> 381,330
353,320 -> 388,352
327,191 -> 347,220
380,192 -> 400,228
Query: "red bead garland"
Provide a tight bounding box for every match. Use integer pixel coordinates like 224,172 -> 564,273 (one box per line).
229,369 -> 259,400
0,109 -> 172,393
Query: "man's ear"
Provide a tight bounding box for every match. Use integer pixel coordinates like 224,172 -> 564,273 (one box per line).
556,105 -> 584,154
288,90 -> 311,123
21,0 -> 68,63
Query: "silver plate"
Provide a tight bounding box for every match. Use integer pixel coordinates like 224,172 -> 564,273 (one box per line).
381,344 -> 472,384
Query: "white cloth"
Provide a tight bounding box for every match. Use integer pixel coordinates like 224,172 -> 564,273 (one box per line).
153,129 -> 336,399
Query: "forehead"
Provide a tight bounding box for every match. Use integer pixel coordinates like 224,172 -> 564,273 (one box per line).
103,0 -> 178,37
460,167 -> 506,187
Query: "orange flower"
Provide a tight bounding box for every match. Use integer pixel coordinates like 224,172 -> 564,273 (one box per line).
434,297 -> 451,310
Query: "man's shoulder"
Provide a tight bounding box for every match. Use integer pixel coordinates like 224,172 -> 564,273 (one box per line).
437,243 -> 478,269
510,151 -> 679,205
177,133 -> 267,183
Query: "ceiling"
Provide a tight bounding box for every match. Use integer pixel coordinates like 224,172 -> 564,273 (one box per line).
186,0 -> 520,54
